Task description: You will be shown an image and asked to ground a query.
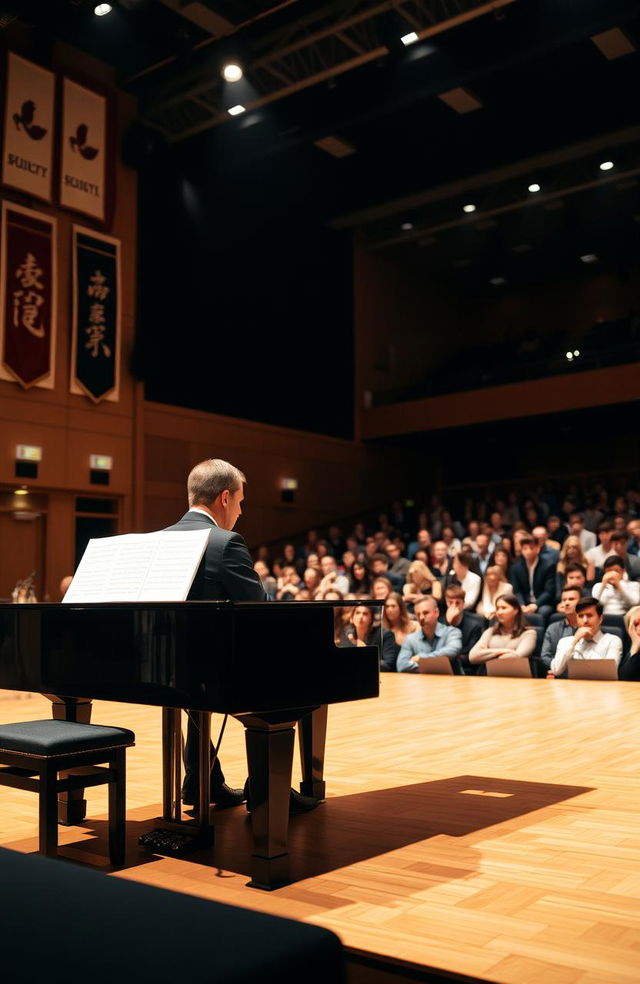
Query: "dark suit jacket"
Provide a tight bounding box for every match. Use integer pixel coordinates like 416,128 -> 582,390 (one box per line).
164,510 -> 266,602
511,556 -> 557,609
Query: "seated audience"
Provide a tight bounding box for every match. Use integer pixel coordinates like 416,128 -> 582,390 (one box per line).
585,521 -> 615,569
469,594 -> 537,665
510,535 -> 556,621
317,555 -> 350,596
441,525 -> 462,556
431,540 -> 450,579
619,605 -> 640,680
628,519 -> 640,556
303,566 -> 322,599
407,528 -> 431,560
567,512 -> 597,553
556,535 -> 596,594
473,532 -> 494,575
492,546 -> 512,581
347,604 -> 397,672
545,515 -> 564,550
277,566 -> 303,599
476,564 -> 513,620
444,550 -> 481,610
254,560 -> 277,599
397,596 -> 463,672
549,597 -> 623,676
541,585 -> 581,671
610,531 -> 640,580
592,556 -> 640,614
370,552 -> 403,590
386,541 -> 411,579
489,511 -> 505,544
349,560 -> 372,596
382,593 -> 419,661
444,585 -> 484,673
372,576 -> 393,600
560,562 -> 590,598
403,560 -> 441,605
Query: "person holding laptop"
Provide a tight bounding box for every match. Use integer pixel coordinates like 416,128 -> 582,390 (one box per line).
549,597 -> 623,678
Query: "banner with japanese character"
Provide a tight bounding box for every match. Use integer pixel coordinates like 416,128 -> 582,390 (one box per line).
60,78 -> 107,222
1,52 -> 55,203
71,225 -> 120,403
0,202 -> 57,389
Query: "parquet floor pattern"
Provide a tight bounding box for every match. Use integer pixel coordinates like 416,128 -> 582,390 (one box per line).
1,676 -> 640,983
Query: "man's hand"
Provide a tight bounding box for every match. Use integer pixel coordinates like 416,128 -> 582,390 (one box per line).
522,603 -> 537,614
410,653 -> 420,664
445,604 -> 461,624
572,626 -> 593,646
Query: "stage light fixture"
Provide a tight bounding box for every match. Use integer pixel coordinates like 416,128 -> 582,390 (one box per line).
222,62 -> 243,83
400,32 -> 419,46
227,104 -> 246,116
463,203 -> 476,213
401,222 -> 413,230
566,351 -> 573,361
574,350 -> 580,357
599,160 -> 614,171
528,183 -> 541,193
94,3 -> 112,15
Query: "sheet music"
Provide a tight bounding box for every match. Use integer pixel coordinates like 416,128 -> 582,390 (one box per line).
63,529 -> 210,603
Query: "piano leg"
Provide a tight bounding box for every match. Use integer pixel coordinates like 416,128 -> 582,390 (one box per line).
298,704 -> 327,800
47,695 -> 92,825
240,713 -> 297,891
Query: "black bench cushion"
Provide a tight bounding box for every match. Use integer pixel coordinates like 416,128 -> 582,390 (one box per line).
0,720 -> 135,757
0,848 -> 346,984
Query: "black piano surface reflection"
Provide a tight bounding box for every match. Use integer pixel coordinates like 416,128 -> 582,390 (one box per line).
0,601 -> 380,888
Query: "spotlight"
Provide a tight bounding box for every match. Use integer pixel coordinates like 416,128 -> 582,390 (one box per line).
599,160 -> 614,171
222,62 -> 243,83
463,203 -> 476,213
574,350 -> 580,357
401,222 -> 413,231
94,3 -> 112,15
528,183 -> 541,193
566,352 -> 573,361
580,254 -> 598,264
227,104 -> 246,117
400,32 -> 419,46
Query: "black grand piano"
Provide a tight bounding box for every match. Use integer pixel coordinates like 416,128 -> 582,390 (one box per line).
0,600 -> 379,888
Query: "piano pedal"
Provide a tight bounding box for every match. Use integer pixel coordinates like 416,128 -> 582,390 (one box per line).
138,826 -> 213,855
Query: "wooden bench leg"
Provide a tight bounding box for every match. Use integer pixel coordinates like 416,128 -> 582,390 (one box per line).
108,748 -> 126,867
39,762 -> 58,858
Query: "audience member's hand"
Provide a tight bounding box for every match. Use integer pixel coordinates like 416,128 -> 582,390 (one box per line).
546,671 -> 555,679
572,625 -> 594,644
445,604 -> 460,624
602,569 -> 622,588
522,603 -> 537,614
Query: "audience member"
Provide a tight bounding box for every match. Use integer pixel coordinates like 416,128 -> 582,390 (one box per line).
610,531 -> 640,580
619,605 -> 640,680
545,515 -> 564,549
277,566 -> 302,599
370,552 -> 403,590
560,562 -> 589,597
568,512 -> 597,553
303,567 -> 322,599
473,532 -> 494,575
592,556 -> 640,614
397,596 -> 463,672
382,593 -> 419,650
317,555 -> 350,596
441,525 -> 461,556
386,541 -> 411,579
532,526 -> 559,563
445,551 -> 482,610
407,528 -> 431,560
510,535 -> 556,621
254,560 -> 277,599
347,604 -> 397,672
627,519 -> 640,556
348,560 -> 372,596
403,560 -> 441,605
431,541 -> 450,578
541,585 -> 580,671
476,564 -> 513,620
556,536 -> 596,594
549,597 -> 623,676
443,585 -> 484,673
468,594 -> 537,665
372,577 -> 393,601
492,546 -> 512,580
585,521 -> 615,569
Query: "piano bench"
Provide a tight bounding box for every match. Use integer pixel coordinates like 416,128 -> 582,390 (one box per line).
0,719 -> 135,866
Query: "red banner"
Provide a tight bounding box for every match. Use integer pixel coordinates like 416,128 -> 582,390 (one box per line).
0,203 -> 57,389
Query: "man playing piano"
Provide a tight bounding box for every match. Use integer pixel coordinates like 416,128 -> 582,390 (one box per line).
165,458 -> 266,808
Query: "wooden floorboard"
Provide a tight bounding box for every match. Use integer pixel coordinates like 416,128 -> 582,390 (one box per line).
1,677 -> 640,983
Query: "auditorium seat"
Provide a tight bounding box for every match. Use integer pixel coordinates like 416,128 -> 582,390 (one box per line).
0,848 -> 346,984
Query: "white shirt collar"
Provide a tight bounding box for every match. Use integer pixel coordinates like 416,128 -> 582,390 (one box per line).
188,506 -> 218,527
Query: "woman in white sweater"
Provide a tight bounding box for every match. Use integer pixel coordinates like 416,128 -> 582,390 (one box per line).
469,593 -> 537,664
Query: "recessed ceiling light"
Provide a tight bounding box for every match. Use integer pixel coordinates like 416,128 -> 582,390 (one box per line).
222,62 -> 243,83
599,160 -> 614,171
13,487 -> 28,496
463,203 -> 476,213
94,3 -> 112,14
400,32 -> 419,46
489,276 -> 507,286
401,222 -> 413,231
528,183 -> 541,193
573,350 -> 580,357
227,104 -> 246,116
566,351 -> 574,361
580,254 -> 598,264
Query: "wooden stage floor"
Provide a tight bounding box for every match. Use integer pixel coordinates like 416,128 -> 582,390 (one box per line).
2,676 -> 640,984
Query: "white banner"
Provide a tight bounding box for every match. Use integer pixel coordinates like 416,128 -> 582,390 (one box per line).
60,78 -> 107,222
1,53 -> 55,202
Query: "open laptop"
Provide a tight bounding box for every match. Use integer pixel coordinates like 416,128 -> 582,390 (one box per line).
417,655 -> 453,675
567,659 -> 619,681
486,658 -> 532,678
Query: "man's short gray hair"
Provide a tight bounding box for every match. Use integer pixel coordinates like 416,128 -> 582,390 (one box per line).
187,458 -> 246,507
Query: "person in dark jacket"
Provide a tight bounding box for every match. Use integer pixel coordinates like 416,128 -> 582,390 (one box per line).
510,535 -> 556,623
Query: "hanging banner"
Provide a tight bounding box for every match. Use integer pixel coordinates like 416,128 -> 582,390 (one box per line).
60,78 -> 107,222
1,52 -> 55,202
71,225 -> 120,403
0,203 -> 57,389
